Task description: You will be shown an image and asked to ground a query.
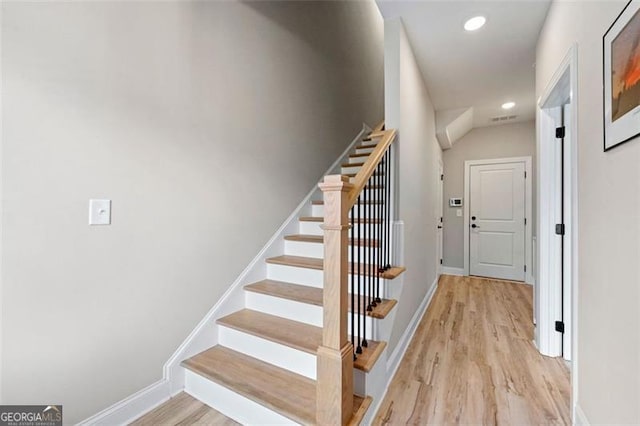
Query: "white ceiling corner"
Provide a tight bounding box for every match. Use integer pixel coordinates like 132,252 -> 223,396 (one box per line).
376,0 -> 551,128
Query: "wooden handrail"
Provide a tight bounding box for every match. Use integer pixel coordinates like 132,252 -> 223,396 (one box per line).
347,128 -> 397,208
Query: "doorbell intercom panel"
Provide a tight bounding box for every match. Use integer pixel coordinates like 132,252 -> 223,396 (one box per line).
449,198 -> 463,207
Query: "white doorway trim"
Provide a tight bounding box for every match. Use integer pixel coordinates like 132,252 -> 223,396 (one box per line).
536,43 -> 578,421
463,156 -> 533,284
437,159 -> 444,276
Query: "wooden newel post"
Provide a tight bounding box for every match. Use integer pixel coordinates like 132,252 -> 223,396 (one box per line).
317,174 -> 354,425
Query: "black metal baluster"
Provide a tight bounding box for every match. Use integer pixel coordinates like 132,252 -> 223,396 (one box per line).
376,158 -> 383,303
369,177 -> 376,309
361,189 -> 368,348
385,147 -> 392,270
350,205 -> 356,361
356,194 -> 363,354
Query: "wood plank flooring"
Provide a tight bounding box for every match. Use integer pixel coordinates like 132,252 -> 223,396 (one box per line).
374,274 -> 571,425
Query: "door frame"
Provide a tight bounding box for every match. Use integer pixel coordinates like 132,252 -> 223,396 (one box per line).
437,159 -> 444,276
463,156 -> 533,284
536,44 -> 578,419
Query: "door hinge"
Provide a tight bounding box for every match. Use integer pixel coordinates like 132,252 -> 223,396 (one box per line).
555,224 -> 565,235
440,174 -> 444,181
440,259 -> 443,265
524,171 -> 527,179
524,265 -> 527,272
524,218 -> 527,226
556,126 -> 566,138
440,216 -> 443,223
555,321 -> 565,333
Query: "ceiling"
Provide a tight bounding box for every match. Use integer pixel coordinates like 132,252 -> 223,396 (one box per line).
376,0 -> 551,128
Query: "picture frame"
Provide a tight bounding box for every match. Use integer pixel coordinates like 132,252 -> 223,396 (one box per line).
603,0 -> 640,151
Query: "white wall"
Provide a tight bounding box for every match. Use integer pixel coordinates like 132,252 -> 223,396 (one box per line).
0,1 -> 384,423
537,1 -> 639,423
442,121 -> 536,269
384,18 -> 443,352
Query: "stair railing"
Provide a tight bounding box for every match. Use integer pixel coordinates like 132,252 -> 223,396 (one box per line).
317,123 -> 397,425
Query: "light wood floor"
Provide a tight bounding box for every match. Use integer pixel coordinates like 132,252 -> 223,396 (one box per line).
374,274 -> 571,425
130,392 -> 238,426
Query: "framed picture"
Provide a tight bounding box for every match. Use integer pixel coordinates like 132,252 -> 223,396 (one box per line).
604,0 -> 640,151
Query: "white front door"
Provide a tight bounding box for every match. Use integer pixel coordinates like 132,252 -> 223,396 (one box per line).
469,161 -> 526,281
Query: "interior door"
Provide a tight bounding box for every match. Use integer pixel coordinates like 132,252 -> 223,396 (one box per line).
469,162 -> 526,281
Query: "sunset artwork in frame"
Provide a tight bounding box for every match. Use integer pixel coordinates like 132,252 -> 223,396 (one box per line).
604,0 -> 640,151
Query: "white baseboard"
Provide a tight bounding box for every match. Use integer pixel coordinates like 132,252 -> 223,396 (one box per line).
574,404 -> 589,426
441,266 -> 464,276
77,380 -> 171,426
78,125 -> 372,425
367,276 -> 438,421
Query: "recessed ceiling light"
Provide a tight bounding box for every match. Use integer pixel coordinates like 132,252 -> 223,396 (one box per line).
502,101 -> 516,110
464,16 -> 486,31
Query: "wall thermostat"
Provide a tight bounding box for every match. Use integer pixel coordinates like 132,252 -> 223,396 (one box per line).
449,198 -> 463,207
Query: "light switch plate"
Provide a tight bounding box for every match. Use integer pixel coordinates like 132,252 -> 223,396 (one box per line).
456,209 -> 463,217
89,199 -> 111,225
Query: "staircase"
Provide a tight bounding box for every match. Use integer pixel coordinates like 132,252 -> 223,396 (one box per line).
179,124 -> 405,425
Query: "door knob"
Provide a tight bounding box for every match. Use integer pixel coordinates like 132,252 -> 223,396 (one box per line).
472,216 -> 476,220
471,224 -> 479,228
437,225 -> 443,229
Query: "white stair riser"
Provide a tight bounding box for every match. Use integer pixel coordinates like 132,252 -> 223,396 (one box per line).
312,204 -> 384,217
284,240 -> 379,260
299,221 -> 377,236
218,325 -> 317,379
267,263 -> 324,287
245,291 -> 323,327
348,156 -> 369,164
355,146 -> 375,155
267,263 -> 390,294
342,164 -> 362,174
184,369 -> 296,425
244,291 -> 376,338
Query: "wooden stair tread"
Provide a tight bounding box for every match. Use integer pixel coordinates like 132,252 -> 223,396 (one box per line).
284,234 -> 379,247
299,216 -> 382,224
182,346 -> 316,424
217,309 -> 386,371
312,199 -> 383,205
350,152 -> 370,158
381,266 -> 407,279
345,171 -> 382,178
245,279 -> 323,306
354,340 -> 387,373
350,395 -> 372,426
182,346 -> 374,425
244,279 -> 398,319
266,255 -> 323,270
218,309 -> 320,354
266,255 -> 406,280
342,161 -> 365,167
